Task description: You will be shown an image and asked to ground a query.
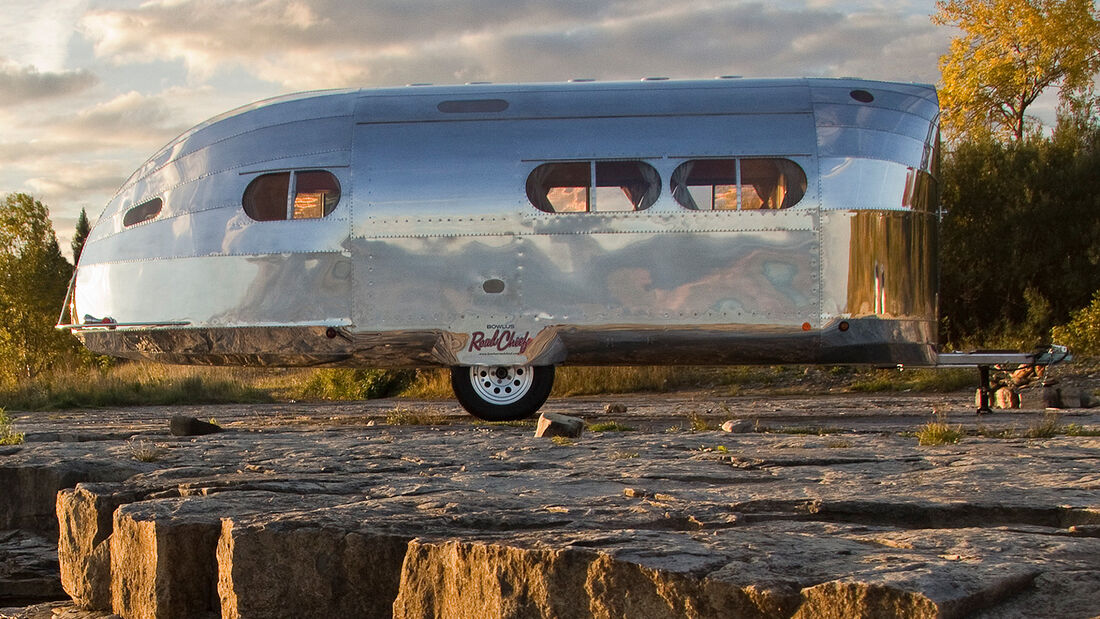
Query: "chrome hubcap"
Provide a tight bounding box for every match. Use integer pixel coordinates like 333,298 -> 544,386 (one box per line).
469,365 -> 533,405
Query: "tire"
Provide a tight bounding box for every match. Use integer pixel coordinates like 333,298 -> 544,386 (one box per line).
450,365 -> 555,421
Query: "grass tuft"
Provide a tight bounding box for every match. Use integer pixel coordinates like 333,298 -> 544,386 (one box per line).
587,421 -> 634,432
127,440 -> 166,462
916,414 -> 964,446
1063,423 -> 1100,437
766,426 -> 842,436
1025,412 -> 1062,439
687,412 -> 721,432
0,408 -> 23,445
850,368 -> 975,393
384,407 -> 450,426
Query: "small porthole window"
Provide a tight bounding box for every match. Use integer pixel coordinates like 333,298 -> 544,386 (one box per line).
123,197 -> 163,227
671,158 -> 807,210
526,161 -> 660,213
243,170 -> 340,221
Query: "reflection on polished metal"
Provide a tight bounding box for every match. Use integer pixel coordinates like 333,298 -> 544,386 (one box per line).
65,77 -> 941,374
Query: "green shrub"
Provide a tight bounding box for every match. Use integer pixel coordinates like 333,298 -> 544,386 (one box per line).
301,368 -> 415,400
0,408 -> 23,445
1052,290 -> 1100,355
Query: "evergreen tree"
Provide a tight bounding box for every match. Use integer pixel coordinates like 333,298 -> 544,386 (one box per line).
71,208 -> 90,264
0,193 -> 76,382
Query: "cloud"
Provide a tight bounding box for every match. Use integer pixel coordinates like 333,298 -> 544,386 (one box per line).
57,91 -> 189,143
80,0 -> 948,89
0,59 -> 97,107
25,164 -> 127,205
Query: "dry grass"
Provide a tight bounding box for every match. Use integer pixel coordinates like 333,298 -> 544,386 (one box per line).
127,439 -> 167,462
1025,412 -> 1062,439
587,421 -> 635,432
0,360 -> 991,412
916,415 -> 964,446
384,406 -> 451,426
0,408 -> 23,445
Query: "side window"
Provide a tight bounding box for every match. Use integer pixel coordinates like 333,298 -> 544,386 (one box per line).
243,170 -> 341,221
527,161 -> 660,213
671,158 -> 807,210
123,197 -> 163,227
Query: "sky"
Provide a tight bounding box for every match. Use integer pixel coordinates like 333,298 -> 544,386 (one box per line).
0,0 -> 966,258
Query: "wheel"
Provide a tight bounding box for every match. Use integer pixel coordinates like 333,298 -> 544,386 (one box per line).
450,365 -> 555,421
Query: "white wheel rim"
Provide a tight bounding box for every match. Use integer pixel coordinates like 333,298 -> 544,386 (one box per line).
469,365 -> 534,405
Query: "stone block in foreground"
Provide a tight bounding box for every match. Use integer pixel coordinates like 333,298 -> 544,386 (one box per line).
217,518 -> 409,619
534,412 -> 584,438
110,499 -> 222,619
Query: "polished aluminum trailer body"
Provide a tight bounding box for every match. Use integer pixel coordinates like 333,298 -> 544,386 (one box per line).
71,78 -> 940,378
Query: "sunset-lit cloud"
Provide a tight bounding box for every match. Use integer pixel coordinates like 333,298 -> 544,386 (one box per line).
1,0 -> 953,257
0,60 -> 97,107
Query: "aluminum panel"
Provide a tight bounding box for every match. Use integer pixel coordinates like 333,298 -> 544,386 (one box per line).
349,235 -> 520,331
819,158 -> 913,211
76,253 -> 351,326
119,90 -> 357,190
517,229 -> 818,326
817,126 -> 927,167
354,115 -> 817,232
356,80 -> 813,123
818,209 -> 936,322
809,84 -> 939,121
813,103 -> 933,141
100,117 -> 354,223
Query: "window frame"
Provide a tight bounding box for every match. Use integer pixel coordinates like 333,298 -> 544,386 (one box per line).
242,169 -> 341,222
526,160 -> 661,214
670,157 -> 807,211
123,197 -> 163,227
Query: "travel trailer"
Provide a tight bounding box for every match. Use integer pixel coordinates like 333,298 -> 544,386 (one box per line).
61,77 -> 949,420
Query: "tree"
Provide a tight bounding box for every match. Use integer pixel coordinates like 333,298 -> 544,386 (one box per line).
71,208 -> 90,264
0,193 -> 76,382
938,124 -> 1100,347
934,0 -> 1100,141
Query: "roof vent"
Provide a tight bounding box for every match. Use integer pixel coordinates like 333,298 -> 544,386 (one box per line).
849,89 -> 875,103
437,99 -> 510,113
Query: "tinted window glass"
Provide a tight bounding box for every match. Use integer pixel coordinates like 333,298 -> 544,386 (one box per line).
123,197 -> 163,227
243,173 -> 290,221
527,161 -> 659,213
243,170 -> 340,221
292,171 -> 341,219
671,158 -> 806,210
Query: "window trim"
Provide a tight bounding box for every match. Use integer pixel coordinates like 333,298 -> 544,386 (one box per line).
526,159 -> 661,214
670,157 -> 807,211
122,197 -> 163,227
242,169 -> 341,222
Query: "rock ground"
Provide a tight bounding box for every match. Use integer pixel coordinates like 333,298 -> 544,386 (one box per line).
0,390 -> 1097,618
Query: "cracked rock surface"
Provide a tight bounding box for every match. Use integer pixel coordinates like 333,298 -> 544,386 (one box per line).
0,393 -> 1098,618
